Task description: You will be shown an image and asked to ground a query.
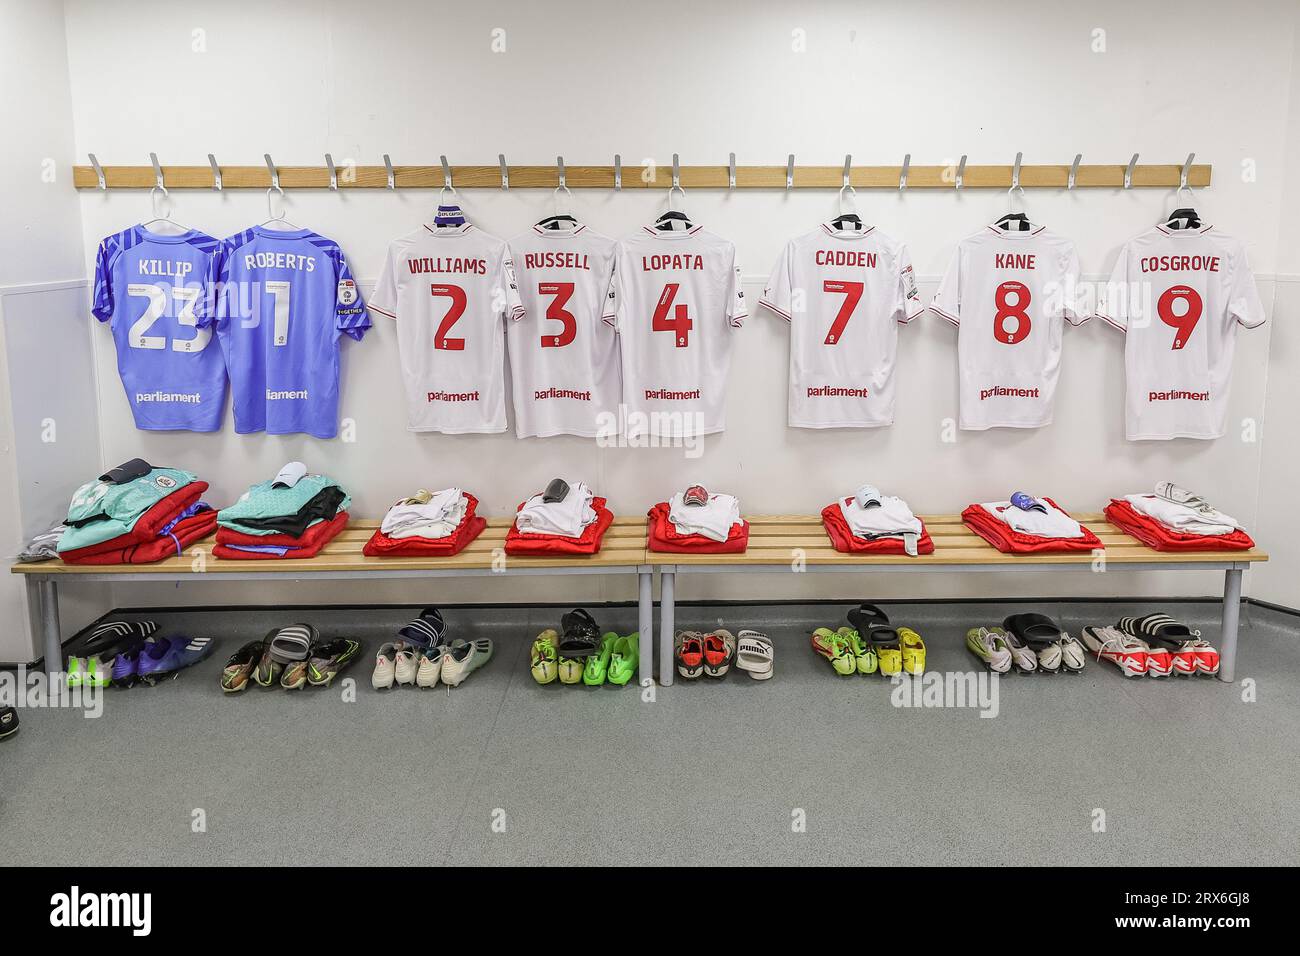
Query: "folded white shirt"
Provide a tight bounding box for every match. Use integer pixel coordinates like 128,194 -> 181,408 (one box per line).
669,491 -> 740,542
1125,494 -> 1241,536
381,488 -> 464,537
839,495 -> 922,538
516,481 -> 595,537
983,498 -> 1083,538
385,495 -> 468,539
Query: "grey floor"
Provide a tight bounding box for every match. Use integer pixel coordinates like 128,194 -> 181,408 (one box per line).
1,598 -> 1297,867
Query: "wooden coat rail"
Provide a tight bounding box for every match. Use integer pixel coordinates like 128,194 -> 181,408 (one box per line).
73,161 -> 1212,191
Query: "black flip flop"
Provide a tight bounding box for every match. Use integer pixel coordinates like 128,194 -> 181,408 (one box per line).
558,608 -> 602,658
78,619 -> 159,660
1002,613 -> 1063,646
398,607 -> 446,648
1116,614 -> 1198,649
847,604 -> 899,648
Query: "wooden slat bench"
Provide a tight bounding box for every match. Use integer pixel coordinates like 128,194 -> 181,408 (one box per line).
646,514 -> 1268,685
11,517 -> 655,681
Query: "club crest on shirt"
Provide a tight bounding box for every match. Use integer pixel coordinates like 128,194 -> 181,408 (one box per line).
337,279 -> 358,305
154,475 -> 177,490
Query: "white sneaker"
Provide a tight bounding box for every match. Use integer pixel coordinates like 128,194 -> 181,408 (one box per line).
394,643 -> 421,685
416,646 -> 447,688
966,627 -> 1012,673
1035,640 -> 1062,673
441,638 -> 494,687
372,641 -> 401,689
1001,629 -> 1038,673
1079,626 -> 1149,678
1059,634 -> 1087,673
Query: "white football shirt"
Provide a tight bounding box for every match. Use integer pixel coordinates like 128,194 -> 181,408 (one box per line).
371,223 -> 524,433
1096,223 -> 1265,441
602,224 -> 746,439
931,224 -> 1084,429
506,223 -> 619,438
761,222 -> 922,428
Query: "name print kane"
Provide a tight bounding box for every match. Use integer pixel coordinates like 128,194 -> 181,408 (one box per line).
995,253 -> 1036,269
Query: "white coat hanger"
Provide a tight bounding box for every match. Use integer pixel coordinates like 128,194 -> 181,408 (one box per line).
139,153 -> 194,234
259,154 -> 301,229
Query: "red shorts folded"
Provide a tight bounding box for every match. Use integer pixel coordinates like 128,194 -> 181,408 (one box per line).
213,511 -> 349,560
363,516 -> 487,557
363,492 -> 484,557
820,503 -> 935,555
61,510 -> 217,565
58,482 -> 208,560
1105,499 -> 1255,552
505,498 -> 614,556
962,499 -> 1103,554
646,502 -> 748,553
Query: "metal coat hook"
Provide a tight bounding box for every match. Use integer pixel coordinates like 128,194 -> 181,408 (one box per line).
382,154 -> 395,190
1180,152 -> 1196,190
88,153 -> 106,190
1124,152 -> 1139,189
839,155 -> 855,216
207,153 -> 222,191
499,154 -> 509,190
440,155 -> 453,190
1010,151 -> 1023,191
672,153 -> 680,190
786,154 -> 795,190
955,154 -> 967,190
1068,153 -> 1082,190
264,153 -> 280,191
728,152 -> 736,191
149,152 -> 165,190
557,155 -> 566,190
325,153 -> 338,191
899,153 -> 911,190
613,154 -> 622,191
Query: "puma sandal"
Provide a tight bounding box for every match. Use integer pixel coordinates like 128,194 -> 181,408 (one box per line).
734,630 -> 774,680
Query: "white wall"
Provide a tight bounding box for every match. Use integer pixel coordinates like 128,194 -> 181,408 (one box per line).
1254,18 -> 1300,607
0,0 -> 106,663
8,0 -> 1294,620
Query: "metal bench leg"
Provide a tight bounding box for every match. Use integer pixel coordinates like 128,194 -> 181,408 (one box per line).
658,568 -> 675,686
29,576 -> 63,675
1217,568 -> 1243,684
637,569 -> 653,686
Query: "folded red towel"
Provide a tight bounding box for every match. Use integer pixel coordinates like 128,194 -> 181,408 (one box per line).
646,501 -> 749,554
363,491 -> 484,557
962,499 -> 1103,554
58,482 -> 208,561
820,503 -> 935,555
60,510 -> 216,565
363,516 -> 487,557
1104,498 -> 1255,552
505,498 -> 614,556
213,511 -> 349,560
